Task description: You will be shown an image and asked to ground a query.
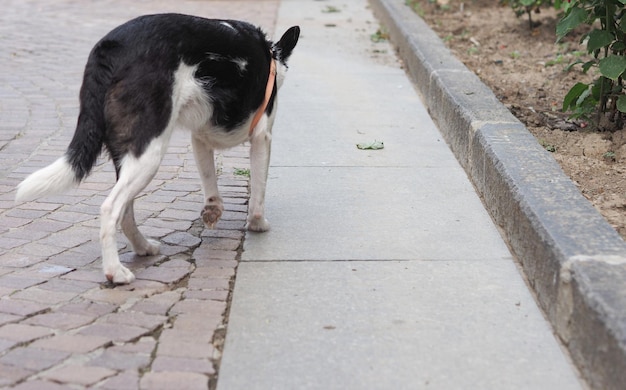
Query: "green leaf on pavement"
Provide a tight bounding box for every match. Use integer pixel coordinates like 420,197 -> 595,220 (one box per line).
356,140 -> 384,150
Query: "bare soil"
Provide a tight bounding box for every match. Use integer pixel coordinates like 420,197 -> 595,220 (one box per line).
415,0 -> 626,239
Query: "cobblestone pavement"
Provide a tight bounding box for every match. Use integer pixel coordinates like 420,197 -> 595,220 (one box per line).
0,1 -> 278,388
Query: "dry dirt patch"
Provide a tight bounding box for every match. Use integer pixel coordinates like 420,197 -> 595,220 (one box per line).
413,0 -> 626,238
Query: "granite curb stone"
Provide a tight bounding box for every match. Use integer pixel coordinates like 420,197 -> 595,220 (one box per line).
370,0 -> 626,388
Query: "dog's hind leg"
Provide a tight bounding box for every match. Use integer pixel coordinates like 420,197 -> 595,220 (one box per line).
121,200 -> 160,256
101,134 -> 171,284
192,135 -> 223,229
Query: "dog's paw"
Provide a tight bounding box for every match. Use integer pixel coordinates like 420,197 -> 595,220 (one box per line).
246,216 -> 270,232
133,238 -> 160,256
105,265 -> 136,285
201,201 -> 223,229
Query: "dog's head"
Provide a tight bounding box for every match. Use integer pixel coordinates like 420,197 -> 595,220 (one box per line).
273,26 -> 300,89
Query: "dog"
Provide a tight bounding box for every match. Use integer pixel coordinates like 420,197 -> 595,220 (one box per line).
15,13 -> 300,284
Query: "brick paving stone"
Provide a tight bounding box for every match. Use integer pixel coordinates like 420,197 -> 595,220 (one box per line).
58,300 -> 116,316
60,269 -> 104,283
37,278 -> 99,294
0,347 -> 70,371
11,380 -> 70,390
108,336 -> 156,355
20,219 -> 72,233
192,245 -> 238,261
157,330 -> 214,359
144,218 -> 193,232
201,228 -> 244,239
203,237 -> 241,251
156,258 -> 190,269
82,288 -> 141,305
135,266 -> 191,284
129,291 -> 182,316
113,279 -> 169,296
78,323 -> 151,344
0,299 -> 49,317
161,231 -> 202,247
0,253 -> 45,268
139,371 -> 208,390
24,311 -> 96,331
151,356 -> 215,375
12,286 -> 79,305
187,277 -> 231,291
38,225 -> 95,248
32,264 -> 75,276
102,311 -> 167,330
193,266 -> 236,279
41,364 -> 117,386
0,363 -> 35,387
89,349 -> 152,371
0,323 -> 53,343
0,312 -> 21,326
158,209 -> 199,222
119,252 -> 166,269
16,242 -> 66,258
48,247 -> 101,268
170,314 -> 221,341
0,287 -> 15,298
170,299 -> 226,317
30,334 -> 111,353
5,208 -> 50,220
47,210 -> 96,224
99,370 -> 140,390
0,339 -> 19,354
0,274 -> 46,290
183,289 -> 230,301
214,220 -> 246,231
2,228 -> 50,242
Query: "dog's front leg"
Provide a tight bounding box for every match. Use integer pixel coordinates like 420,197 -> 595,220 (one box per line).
247,128 -> 271,232
192,135 -> 223,229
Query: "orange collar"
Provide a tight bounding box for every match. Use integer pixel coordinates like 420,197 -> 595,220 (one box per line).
249,57 -> 277,135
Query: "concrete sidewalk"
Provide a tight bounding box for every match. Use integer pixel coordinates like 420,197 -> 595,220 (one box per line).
217,0 -> 583,389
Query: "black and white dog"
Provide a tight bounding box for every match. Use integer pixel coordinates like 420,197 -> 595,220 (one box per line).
15,14 -> 300,284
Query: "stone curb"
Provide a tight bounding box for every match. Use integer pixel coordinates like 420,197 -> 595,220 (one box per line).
369,0 -> 626,389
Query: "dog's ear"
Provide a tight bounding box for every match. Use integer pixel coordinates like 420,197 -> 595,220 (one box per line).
274,26 -> 300,64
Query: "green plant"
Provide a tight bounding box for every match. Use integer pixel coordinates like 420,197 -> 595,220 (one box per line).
604,150 -> 617,160
559,0 -> 626,130
504,0 -> 563,29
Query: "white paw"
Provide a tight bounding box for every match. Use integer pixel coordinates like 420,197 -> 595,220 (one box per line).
105,264 -> 136,284
246,216 -> 270,232
134,239 -> 161,256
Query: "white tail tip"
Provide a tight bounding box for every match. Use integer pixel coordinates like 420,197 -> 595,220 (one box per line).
15,156 -> 77,203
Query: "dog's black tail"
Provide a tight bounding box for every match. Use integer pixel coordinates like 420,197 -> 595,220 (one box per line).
16,46 -> 112,203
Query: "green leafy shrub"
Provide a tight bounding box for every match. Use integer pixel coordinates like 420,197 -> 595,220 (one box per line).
559,0 -> 626,130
